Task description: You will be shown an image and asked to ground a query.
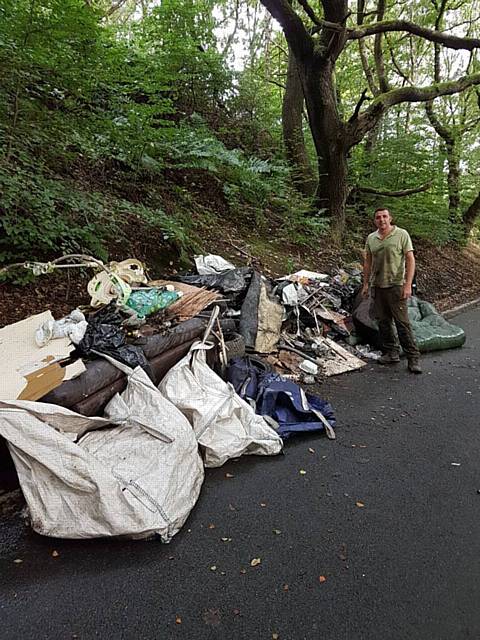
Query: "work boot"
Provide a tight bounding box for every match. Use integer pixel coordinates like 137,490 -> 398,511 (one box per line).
407,359 -> 422,374
378,352 -> 400,364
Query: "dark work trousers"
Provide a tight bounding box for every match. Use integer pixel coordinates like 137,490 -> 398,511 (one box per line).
372,285 -> 420,360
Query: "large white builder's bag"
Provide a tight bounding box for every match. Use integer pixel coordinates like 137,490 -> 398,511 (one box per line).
0,360 -> 204,540
159,340 -> 283,468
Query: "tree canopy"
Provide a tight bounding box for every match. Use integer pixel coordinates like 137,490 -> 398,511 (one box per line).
0,0 -> 479,272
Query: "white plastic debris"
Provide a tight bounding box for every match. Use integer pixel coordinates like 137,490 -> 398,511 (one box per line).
299,360 -> 319,375
87,270 -> 132,307
35,309 -> 88,347
194,254 -> 235,275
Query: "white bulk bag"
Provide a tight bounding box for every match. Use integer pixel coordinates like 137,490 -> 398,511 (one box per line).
0,362 -> 204,540
159,341 -> 283,468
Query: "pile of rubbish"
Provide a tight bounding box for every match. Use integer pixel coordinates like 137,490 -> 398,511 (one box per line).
0,252 -> 465,541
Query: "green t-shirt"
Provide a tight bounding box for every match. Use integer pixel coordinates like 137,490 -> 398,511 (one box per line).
365,226 -> 414,288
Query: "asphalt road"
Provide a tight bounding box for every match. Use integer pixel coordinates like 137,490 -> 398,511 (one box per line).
1,307 -> 480,640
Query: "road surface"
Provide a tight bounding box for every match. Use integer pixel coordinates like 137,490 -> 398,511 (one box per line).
1,307 -> 479,640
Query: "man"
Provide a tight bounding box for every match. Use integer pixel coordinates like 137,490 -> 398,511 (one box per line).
362,207 -> 422,374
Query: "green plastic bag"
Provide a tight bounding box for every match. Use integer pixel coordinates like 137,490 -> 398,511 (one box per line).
126,288 -> 180,318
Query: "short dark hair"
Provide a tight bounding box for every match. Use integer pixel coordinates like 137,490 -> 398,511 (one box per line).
374,207 -> 391,215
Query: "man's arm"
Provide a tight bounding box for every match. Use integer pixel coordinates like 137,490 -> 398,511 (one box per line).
403,250 -> 415,298
362,250 -> 372,297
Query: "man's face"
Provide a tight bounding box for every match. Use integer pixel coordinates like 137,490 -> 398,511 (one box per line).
374,209 -> 392,232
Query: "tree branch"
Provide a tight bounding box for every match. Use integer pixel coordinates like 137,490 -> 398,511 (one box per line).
348,89 -> 371,122
106,0 -> 130,17
348,73 -> 480,145
463,190 -> 480,233
259,0 -> 314,61
356,180 -> 433,197
374,0 -> 390,93
347,20 -> 480,50
357,0 -> 379,95
297,0 -> 323,27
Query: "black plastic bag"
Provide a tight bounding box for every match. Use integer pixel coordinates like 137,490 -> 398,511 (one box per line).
76,305 -> 152,376
174,267 -> 252,294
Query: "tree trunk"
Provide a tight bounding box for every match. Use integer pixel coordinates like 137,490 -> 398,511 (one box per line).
282,48 -> 317,196
297,59 -> 348,239
445,140 -> 461,223
463,191 -> 480,236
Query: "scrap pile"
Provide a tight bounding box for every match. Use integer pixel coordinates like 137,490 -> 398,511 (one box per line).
0,251 -> 465,542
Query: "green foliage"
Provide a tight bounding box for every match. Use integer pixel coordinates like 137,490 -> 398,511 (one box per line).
349,107 -> 466,243
0,161 -> 191,273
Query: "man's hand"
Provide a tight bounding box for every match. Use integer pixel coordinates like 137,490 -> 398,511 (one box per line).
402,283 -> 412,299
361,284 -> 369,298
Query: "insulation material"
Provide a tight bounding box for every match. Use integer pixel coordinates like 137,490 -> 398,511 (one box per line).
254,281 -> 283,354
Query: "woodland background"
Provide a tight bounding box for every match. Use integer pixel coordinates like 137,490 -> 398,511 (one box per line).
0,0 -> 479,284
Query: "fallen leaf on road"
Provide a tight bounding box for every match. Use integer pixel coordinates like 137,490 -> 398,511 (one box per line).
228,504 -> 237,511
356,501 -> 365,508
202,609 -> 221,626
339,543 -> 347,561
175,617 -> 182,625
272,634 -> 279,640
210,565 -> 217,571
273,529 -> 282,535
282,584 -> 289,591
13,559 -> 23,564
225,473 -> 234,478
51,550 -> 59,558
233,608 -> 240,616
221,537 -> 232,542
299,469 -> 307,475
260,502 -> 267,507
250,558 -> 261,567
240,568 -> 246,574
319,575 -> 327,583
208,523 -> 216,529
308,448 -> 315,453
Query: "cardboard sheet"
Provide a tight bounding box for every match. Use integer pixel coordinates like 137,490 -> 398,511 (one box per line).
0,311 -> 86,401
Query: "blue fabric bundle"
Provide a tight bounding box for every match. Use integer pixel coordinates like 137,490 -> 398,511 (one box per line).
227,357 -> 335,439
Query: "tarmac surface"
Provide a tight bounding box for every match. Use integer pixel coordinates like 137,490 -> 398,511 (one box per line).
1,306 -> 480,640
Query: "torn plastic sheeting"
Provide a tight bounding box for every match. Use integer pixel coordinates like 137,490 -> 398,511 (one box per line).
159,341 -> 283,468
0,359 -> 204,540
76,304 -> 151,374
194,254 -> 235,275
173,267 -> 252,295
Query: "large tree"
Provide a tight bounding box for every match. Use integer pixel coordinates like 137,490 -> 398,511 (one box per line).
260,0 -> 480,239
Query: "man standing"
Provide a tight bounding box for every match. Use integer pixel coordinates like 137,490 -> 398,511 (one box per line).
362,208 -> 422,374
